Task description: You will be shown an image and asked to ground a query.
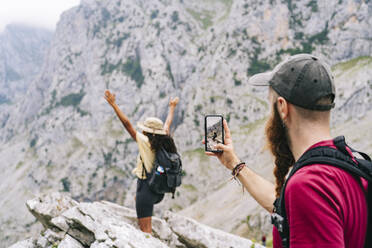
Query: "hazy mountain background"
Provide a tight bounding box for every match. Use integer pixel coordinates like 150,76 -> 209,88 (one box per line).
1,0 -> 372,247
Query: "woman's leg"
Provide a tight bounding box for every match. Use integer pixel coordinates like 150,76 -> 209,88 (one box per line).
138,217 -> 152,233
136,179 -> 154,233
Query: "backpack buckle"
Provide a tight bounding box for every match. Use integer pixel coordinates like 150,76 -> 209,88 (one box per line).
271,213 -> 284,232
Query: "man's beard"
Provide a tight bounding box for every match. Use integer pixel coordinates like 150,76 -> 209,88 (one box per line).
265,102 -> 295,197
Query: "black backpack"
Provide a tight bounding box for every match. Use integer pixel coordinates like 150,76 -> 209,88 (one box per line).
272,136 -> 372,248
141,147 -> 182,198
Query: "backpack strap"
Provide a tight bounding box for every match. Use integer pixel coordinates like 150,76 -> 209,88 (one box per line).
140,155 -> 147,179
272,136 -> 372,248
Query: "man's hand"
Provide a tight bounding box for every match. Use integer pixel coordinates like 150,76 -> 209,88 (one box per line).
104,90 -> 116,106
169,97 -> 179,107
205,120 -> 241,170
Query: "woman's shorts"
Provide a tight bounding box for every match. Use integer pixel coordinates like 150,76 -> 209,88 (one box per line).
135,179 -> 164,218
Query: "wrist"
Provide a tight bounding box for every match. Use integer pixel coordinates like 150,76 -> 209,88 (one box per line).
228,157 -> 241,170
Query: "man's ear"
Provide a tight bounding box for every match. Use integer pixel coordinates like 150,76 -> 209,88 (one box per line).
276,96 -> 289,121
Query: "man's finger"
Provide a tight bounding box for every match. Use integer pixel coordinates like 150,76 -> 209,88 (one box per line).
214,143 -> 227,151
205,152 -> 218,157
223,120 -> 231,140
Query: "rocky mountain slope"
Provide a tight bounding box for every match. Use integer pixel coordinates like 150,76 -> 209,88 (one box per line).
10,192 -> 263,248
1,0 -> 372,247
0,24 -> 52,128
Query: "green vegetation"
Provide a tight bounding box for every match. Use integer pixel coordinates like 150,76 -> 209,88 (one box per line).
101,59 -> 122,75
195,104 -> 203,112
183,148 -> 208,162
233,72 -> 242,86
194,117 -> 200,127
58,92 -> 85,108
332,56 -> 372,72
159,92 -> 166,98
239,118 -> 267,135
171,11 -> 179,22
16,161 -> 24,170
151,9 -> 159,19
247,46 -> 271,75
103,151 -> 113,166
307,0 -> 318,12
102,56 -> 145,88
106,33 -> 130,48
101,7 -> 111,28
277,22 -> 329,56
166,61 -> 175,85
30,137 -> 38,148
227,48 -> 237,58
122,56 -> 145,88
186,8 -> 214,30
183,184 -> 197,191
61,177 -> 71,192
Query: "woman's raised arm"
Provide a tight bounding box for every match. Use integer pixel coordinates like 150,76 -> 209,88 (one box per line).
104,90 -> 136,141
164,97 -> 179,135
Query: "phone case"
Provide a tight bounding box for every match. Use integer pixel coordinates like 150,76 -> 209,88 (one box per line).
204,115 -> 224,153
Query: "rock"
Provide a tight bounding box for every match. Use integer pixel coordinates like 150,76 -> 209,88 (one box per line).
10,192 -> 262,248
8,238 -> 36,248
164,211 -> 264,248
58,234 -> 84,248
26,192 -> 78,229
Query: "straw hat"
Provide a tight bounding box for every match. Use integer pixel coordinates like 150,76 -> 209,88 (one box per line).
137,117 -> 167,135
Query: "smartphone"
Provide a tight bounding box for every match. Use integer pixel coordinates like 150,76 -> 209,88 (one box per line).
205,115 -> 224,153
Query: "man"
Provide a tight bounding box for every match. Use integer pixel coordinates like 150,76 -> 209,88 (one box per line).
205,54 -> 368,247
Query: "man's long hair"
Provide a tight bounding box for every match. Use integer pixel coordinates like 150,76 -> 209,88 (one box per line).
144,133 -> 178,153
265,102 -> 295,197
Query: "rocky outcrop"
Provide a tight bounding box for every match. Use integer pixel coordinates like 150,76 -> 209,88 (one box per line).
10,192 -> 263,248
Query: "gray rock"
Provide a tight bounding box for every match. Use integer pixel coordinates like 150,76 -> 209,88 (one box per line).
8,238 -> 35,248
26,192 -> 78,229
164,211 -> 264,248
10,192 -> 263,248
58,235 -> 84,248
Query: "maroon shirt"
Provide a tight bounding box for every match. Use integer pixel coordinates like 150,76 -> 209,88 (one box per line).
273,140 -> 368,248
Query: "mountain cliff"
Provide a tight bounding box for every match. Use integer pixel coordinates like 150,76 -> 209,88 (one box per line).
0,24 -> 52,130
1,0 -> 372,247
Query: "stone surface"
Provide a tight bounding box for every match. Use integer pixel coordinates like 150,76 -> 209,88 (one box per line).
9,193 -> 263,248
58,234 -> 84,248
26,192 -> 78,229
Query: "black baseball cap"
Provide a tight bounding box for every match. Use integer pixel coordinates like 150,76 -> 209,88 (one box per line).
249,54 -> 335,111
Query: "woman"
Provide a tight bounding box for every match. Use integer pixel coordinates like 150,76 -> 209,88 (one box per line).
104,90 -> 179,233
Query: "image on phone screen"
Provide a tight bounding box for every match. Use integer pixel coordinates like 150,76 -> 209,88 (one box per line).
205,115 -> 224,152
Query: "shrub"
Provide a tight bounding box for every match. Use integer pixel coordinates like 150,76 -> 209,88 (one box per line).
58,92 -> 85,107
122,56 -> 145,88
61,177 -> 71,192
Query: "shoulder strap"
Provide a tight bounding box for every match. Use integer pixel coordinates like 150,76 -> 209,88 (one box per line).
273,136 -> 372,248
140,155 -> 147,178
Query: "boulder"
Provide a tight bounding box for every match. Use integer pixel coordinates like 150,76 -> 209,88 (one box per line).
10,192 -> 262,248
26,192 -> 78,229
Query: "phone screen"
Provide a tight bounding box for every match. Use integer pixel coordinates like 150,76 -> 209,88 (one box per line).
205,115 -> 224,152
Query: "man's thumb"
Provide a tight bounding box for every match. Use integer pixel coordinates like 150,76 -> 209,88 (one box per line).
214,143 -> 227,151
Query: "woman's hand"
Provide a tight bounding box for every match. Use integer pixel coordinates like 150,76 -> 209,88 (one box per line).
104,90 -> 116,106
169,97 -> 179,107
204,120 -> 241,170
